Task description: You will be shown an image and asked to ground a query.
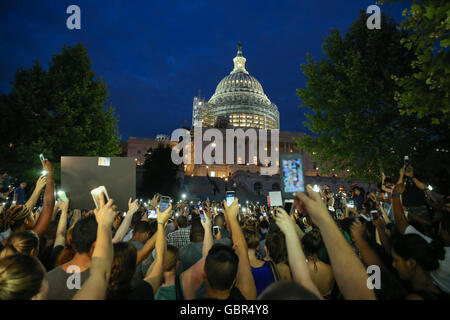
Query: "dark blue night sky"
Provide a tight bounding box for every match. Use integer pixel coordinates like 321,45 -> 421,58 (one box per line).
0,0 -> 410,141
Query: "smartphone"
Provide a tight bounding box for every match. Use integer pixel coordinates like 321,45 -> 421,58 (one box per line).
347,200 -> 354,208
159,196 -> 171,212
283,199 -> 294,214
226,191 -> 235,207
57,190 -> 68,203
280,153 -> 305,199
263,212 -> 267,217
328,205 -> 335,212
213,226 -> 220,236
90,186 -> 109,209
147,209 -> 157,219
200,211 -> 206,222
39,154 -> 45,165
404,156 -> 411,173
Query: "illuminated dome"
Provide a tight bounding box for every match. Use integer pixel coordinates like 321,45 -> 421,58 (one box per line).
207,44 -> 279,129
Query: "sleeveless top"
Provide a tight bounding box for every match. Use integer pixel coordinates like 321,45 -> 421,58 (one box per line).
251,261 -> 277,296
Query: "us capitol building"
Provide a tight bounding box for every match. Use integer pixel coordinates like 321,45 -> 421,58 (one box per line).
124,44 -> 369,199
192,43 -> 279,130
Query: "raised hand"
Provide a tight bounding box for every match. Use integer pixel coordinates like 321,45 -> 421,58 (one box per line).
295,185 -> 330,226
60,197 -> 70,212
128,198 -> 140,214
36,175 -> 48,190
42,159 -> 54,175
405,165 -> 414,178
94,193 -> 118,227
157,203 -> 172,226
200,210 -> 212,230
350,219 -> 365,241
150,194 -> 160,208
223,197 -> 239,220
274,207 -> 296,235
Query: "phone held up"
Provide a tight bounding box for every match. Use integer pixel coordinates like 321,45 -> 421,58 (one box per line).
90,186 -> 109,209
226,191 -> 235,207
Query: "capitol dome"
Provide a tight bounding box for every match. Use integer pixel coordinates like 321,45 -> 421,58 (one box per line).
206,44 -> 280,130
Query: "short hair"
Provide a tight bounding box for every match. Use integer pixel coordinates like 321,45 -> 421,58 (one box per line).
258,281 -> 320,300
265,231 -> 287,264
243,226 -> 260,249
134,221 -> 152,234
205,244 -> 239,291
72,215 -> 98,254
131,211 -> 143,228
213,214 -> 225,227
164,245 -> 179,271
393,234 -> 445,272
177,215 -> 188,228
190,217 -> 204,242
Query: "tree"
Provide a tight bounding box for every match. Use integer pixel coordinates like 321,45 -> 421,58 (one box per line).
0,43 -> 121,182
381,0 -> 450,126
296,12 -> 449,192
141,144 -> 180,198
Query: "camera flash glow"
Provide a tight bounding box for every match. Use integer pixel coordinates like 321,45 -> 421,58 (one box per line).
427,185 -> 433,191
313,185 -> 320,192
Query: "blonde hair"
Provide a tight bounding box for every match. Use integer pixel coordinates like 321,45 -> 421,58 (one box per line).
0,254 -> 46,300
0,230 -> 40,258
0,205 -> 31,232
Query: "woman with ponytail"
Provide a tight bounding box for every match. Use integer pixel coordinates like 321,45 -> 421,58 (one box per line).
0,230 -> 39,258
391,234 -> 449,300
301,229 -> 335,298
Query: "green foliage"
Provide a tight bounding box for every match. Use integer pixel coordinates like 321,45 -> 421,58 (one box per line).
0,43 -> 121,183
380,0 -> 450,125
296,11 -> 449,192
141,144 -> 180,198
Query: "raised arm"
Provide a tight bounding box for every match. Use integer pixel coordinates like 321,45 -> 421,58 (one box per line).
54,198 -> 70,248
275,207 -> 322,299
296,186 -> 376,300
391,183 -> 409,234
136,231 -> 157,265
223,198 -> 257,300
404,166 -> 427,191
33,159 -> 54,237
112,198 -> 139,243
24,175 -> 47,211
182,210 -> 214,300
73,194 -> 118,300
350,219 -> 383,268
143,204 -> 172,295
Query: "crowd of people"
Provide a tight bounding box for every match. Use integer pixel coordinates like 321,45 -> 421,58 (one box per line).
0,158 -> 449,300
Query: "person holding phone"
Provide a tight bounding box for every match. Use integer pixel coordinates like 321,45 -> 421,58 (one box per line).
167,215 -> 191,249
